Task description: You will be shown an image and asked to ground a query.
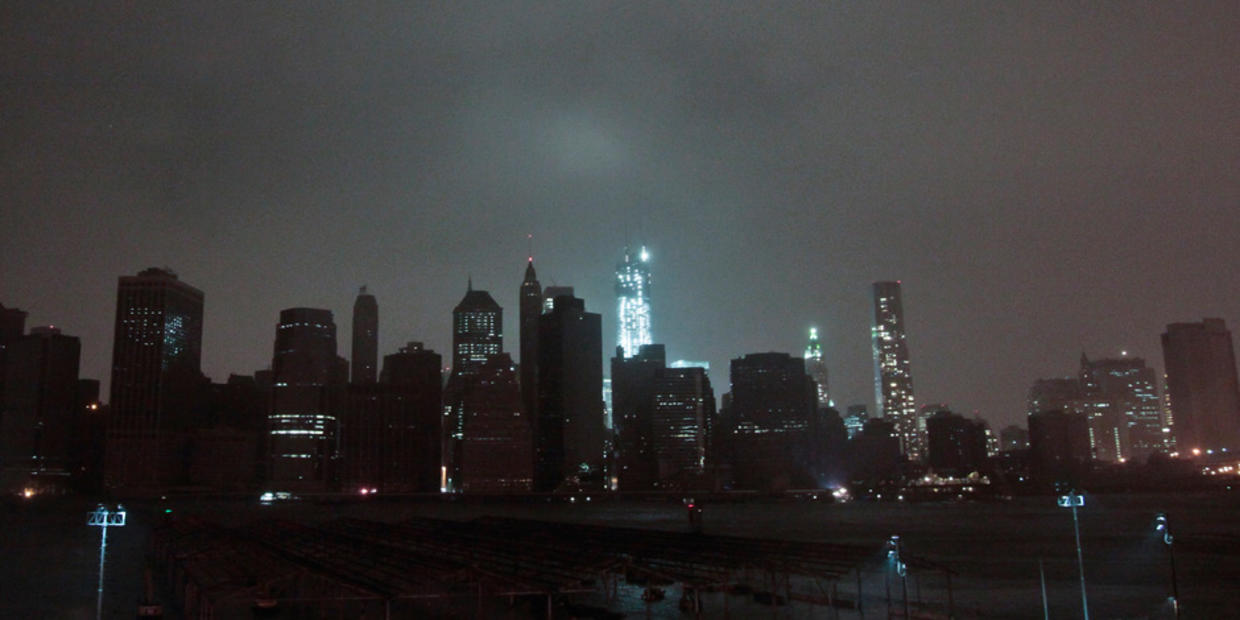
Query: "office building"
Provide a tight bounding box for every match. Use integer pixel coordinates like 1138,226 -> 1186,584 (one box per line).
268,308 -> 348,490
519,258 -> 542,421
351,287 -> 378,384
542,286 -> 574,314
724,352 -> 818,490
871,281 -> 919,459
1,326 -> 81,487
844,404 -> 868,440
925,409 -> 988,476
1161,319 -> 1240,453
106,268 -> 204,490
341,343 -> 442,493
1028,408 -> 1091,482
448,353 -> 532,493
1078,354 -> 1162,461
651,366 -> 715,483
451,284 -> 502,377
804,327 -> 830,410
615,246 -> 652,359
611,343 -> 666,490
535,294 -> 604,491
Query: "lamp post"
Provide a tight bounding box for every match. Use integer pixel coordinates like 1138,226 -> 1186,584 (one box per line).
888,535 -> 910,620
87,504 -> 126,620
1155,513 -> 1180,619
1057,490 -> 1088,620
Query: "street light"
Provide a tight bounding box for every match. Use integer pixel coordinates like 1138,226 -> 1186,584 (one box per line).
1057,490 -> 1089,620
87,504 -> 126,620
887,535 -> 910,620
1155,513 -> 1180,619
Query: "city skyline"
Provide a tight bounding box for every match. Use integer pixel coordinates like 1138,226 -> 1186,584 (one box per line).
3,4 -> 1239,429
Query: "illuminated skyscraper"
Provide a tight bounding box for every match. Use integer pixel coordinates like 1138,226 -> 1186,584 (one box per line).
1078,354 -> 1162,461
615,246 -> 652,358
451,283 -> 502,377
871,281 -> 919,460
106,268 -> 204,490
804,327 -> 830,410
351,286 -> 378,384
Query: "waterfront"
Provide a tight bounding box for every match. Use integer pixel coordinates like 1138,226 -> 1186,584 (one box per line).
5,490 -> 1238,618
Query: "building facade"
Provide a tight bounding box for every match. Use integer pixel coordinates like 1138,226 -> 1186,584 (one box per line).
1161,319 -> 1240,453
268,308 -> 348,490
519,259 -> 542,422
106,268 -> 204,490
611,343 -> 666,490
535,295 -> 604,491
724,352 -> 818,490
651,366 -> 715,484
615,246 -> 652,359
804,327 -> 830,410
871,281 -> 918,459
1,326 -> 81,487
351,287 -> 378,384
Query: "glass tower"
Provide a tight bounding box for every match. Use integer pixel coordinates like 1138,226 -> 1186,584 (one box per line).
615,246 -> 652,358
804,327 -> 830,410
872,281 -> 919,460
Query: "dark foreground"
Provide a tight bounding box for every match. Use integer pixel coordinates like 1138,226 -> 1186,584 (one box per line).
5,490 -> 1238,618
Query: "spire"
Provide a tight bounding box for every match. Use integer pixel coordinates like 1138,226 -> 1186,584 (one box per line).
359,284 -> 368,295
467,275 -> 473,292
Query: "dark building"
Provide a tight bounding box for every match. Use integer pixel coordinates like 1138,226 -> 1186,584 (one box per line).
872,281 -> 919,460
723,352 -> 818,490
361,342 -> 444,493
106,267 -> 204,491
448,353 -> 532,493
542,286 -> 574,314
519,259 -> 542,422
351,287 -> 378,384
1161,319 -> 1240,454
1,326 -> 81,491
0,303 -> 27,409
1027,378 -> 1082,418
651,366 -> 715,485
611,343 -> 666,490
925,409 -> 988,476
848,417 -> 902,483
535,294 -> 604,491
999,424 -> 1029,452
1028,409 -> 1091,483
185,374 -> 266,492
342,364 -> 443,494
445,286 -> 505,489
269,308 -> 348,490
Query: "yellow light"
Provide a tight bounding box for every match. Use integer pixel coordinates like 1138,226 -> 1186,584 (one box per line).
22,488 -> 35,499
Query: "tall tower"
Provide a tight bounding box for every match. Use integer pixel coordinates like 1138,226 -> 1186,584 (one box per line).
871,281 -> 919,460
615,246 -> 652,358
269,308 -> 347,489
351,286 -> 378,384
519,258 -> 542,420
536,294 -> 604,491
804,327 -> 830,410
451,283 -> 502,377
106,267 -> 204,489
1161,319 -> 1240,453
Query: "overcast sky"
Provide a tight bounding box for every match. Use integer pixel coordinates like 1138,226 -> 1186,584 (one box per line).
3,3 -> 1238,428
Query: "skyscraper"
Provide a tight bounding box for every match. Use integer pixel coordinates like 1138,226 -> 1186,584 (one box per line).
804,327 -> 830,410
651,366 -> 715,483
615,246 -> 652,358
1078,354 -> 1162,461
519,258 -> 542,421
1,326 -> 80,481
106,268 -> 204,490
611,343 -> 666,490
449,353 -> 533,492
724,352 -> 818,490
351,286 -> 378,384
536,294 -> 604,491
451,284 -> 502,377
269,308 -> 348,489
1161,319 -> 1240,453
871,281 -> 918,459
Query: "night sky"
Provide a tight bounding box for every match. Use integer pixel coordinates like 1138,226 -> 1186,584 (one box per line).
3,4 -> 1237,429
